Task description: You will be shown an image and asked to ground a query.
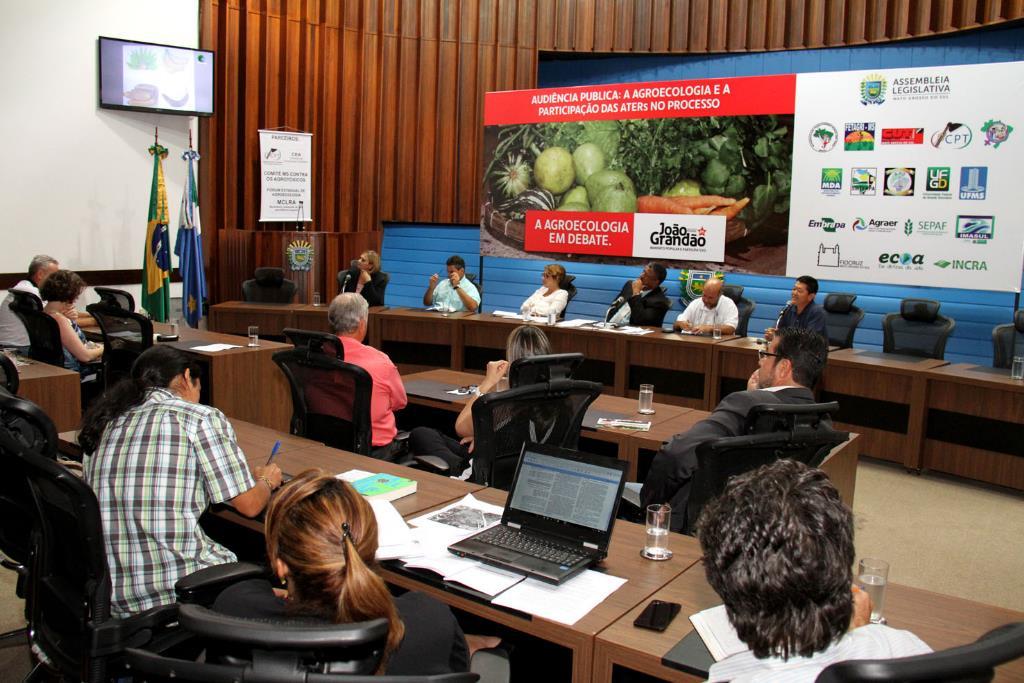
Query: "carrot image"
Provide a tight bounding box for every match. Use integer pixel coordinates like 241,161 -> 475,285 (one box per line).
637,195 -> 694,214
709,197 -> 750,219
667,194 -> 735,209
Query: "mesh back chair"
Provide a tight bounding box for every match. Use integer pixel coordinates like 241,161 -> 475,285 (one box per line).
823,293 -> 866,349
817,621 -> 1024,683
465,273 -> 482,295
882,298 -> 956,360
470,379 -> 602,489
683,402 -> 848,534
93,287 -> 136,312
0,387 -> 57,458
273,348 -> 373,455
561,274 -> 578,318
508,353 -> 583,387
992,310 -> 1024,369
722,284 -> 756,337
87,303 -> 154,388
9,290 -> 64,367
242,267 -> 297,304
283,327 -> 345,360
0,351 -> 18,393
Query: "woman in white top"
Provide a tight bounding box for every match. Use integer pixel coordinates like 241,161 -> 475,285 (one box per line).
520,264 -> 569,318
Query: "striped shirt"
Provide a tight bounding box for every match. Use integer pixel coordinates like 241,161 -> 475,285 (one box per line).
83,388 -> 255,617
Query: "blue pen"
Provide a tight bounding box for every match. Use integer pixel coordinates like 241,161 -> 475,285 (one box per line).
266,440 -> 282,465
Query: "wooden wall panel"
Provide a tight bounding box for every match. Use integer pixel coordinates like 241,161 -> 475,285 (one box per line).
200,0 -> 1024,303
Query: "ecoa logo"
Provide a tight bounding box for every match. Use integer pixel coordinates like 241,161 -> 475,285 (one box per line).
934,259 -> 988,270
878,252 -> 925,269
809,217 -> 847,232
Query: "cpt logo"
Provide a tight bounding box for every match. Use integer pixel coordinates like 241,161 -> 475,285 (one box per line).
930,123 -> 972,149
959,167 -> 988,200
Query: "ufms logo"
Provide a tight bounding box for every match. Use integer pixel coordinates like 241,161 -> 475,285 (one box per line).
878,252 -> 925,269
820,168 -> 842,195
959,167 -> 987,200
955,215 -> 994,243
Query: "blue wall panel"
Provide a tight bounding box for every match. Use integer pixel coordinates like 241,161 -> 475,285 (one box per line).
380,223 -> 481,310
532,26 -> 1024,366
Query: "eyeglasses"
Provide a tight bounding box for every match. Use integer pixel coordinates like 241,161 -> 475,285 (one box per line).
757,349 -> 780,361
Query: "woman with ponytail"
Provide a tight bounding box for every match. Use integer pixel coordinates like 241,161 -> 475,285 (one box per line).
81,345 -> 283,617
214,469 -> 473,675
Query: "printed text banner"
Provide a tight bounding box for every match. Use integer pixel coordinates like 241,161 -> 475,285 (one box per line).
258,130 -> 313,223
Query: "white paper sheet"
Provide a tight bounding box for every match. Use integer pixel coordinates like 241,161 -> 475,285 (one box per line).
337,469 -> 375,483
491,569 -> 627,625
689,604 -> 748,661
408,494 -> 504,534
555,318 -> 598,328
370,499 -> 416,560
189,343 -> 242,352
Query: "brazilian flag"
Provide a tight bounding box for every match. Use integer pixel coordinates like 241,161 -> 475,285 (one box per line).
142,143 -> 171,321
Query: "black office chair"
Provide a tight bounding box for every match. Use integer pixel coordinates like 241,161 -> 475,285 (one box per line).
816,621 -> 1024,682
508,352 -> 583,387
94,287 -> 136,312
882,298 -> 956,360
273,347 -> 374,455
469,379 -> 602,489
283,327 -> 345,360
682,402 -> 848,534
242,267 -> 298,304
15,436 -> 264,682
824,293 -> 866,349
87,303 -> 154,388
0,386 -> 57,458
992,310 -> 1024,369
561,274 -> 578,318
8,290 -> 64,367
465,272 -> 482,295
337,266 -> 391,300
722,284 -> 756,337
0,351 -> 18,393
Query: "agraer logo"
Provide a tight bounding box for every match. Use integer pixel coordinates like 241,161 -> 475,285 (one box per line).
955,215 -> 994,243
959,166 -> 988,200
820,168 -> 842,195
881,128 -> 924,145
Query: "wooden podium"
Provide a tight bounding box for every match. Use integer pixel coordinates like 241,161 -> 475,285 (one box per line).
254,230 -> 327,304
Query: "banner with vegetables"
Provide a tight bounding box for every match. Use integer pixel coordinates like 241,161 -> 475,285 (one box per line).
789,62 -> 1024,291
482,75 -> 796,274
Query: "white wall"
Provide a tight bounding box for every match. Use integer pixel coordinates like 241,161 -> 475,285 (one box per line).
0,0 -> 200,290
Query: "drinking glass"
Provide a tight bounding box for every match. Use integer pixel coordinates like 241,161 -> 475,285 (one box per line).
247,325 -> 260,347
856,558 -> 889,624
641,504 -> 672,560
312,291 -> 321,307
638,384 -> 655,414
440,302 -> 451,318
1012,356 -> 1024,381
712,322 -> 722,340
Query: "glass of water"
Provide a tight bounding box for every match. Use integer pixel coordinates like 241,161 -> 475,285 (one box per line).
712,322 -> 722,340
247,325 -> 260,347
856,557 -> 889,624
642,504 -> 672,560
638,384 -> 655,414
1012,356 -> 1024,381
312,291 -> 321,307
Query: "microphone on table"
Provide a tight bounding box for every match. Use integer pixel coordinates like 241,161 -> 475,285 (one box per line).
295,201 -> 305,232
775,301 -> 793,329
341,271 -> 353,292
604,295 -> 627,324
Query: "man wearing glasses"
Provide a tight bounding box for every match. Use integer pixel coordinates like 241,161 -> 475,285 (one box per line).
640,327 -> 828,530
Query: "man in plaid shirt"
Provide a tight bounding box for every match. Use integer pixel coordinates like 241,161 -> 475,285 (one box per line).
80,346 -> 282,616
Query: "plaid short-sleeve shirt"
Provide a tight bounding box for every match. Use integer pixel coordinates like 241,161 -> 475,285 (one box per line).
83,388 -> 255,617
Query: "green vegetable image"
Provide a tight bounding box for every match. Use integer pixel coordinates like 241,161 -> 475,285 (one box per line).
557,202 -> 590,211
585,169 -> 635,205
534,147 -> 575,194
664,179 -> 701,197
127,48 -> 158,70
593,187 -> 637,213
493,154 -> 532,198
572,143 -> 606,185
559,186 -> 590,209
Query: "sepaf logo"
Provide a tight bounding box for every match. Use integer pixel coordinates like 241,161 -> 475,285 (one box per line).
881,128 -> 924,145
934,258 -> 988,271
981,119 -> 1013,148
921,167 -> 951,199
860,74 -> 887,105
884,167 -> 915,196
878,252 -> 925,270
916,219 -> 948,237
955,215 -> 994,243
820,168 -> 842,195
850,167 -> 876,195
845,123 -> 876,150
809,123 -> 839,152
930,123 -> 972,149
808,217 -> 847,232
959,166 -> 988,200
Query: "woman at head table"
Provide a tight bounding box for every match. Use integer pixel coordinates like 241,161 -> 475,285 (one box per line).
40,269 -> 103,373
213,469 -> 482,674
408,325 -> 550,474
340,249 -> 387,307
519,264 -> 569,318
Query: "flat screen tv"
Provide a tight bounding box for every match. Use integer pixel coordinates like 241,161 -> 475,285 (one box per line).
98,36 -> 215,117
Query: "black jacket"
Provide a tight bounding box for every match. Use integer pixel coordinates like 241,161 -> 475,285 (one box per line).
608,282 -> 671,327
341,269 -> 388,307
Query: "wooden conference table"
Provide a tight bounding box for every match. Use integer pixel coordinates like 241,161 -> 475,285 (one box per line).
12,356 -> 82,431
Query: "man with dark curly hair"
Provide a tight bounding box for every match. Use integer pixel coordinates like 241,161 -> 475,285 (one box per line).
698,459 -> 929,681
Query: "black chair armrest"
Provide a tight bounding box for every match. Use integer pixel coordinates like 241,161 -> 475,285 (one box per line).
174,561 -> 267,605
411,454 -> 452,475
90,602 -> 180,656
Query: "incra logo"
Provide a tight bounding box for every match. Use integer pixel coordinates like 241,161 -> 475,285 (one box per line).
934,259 -> 987,270
881,128 -> 924,145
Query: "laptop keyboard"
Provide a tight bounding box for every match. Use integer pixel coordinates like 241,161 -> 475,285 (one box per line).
477,526 -> 587,566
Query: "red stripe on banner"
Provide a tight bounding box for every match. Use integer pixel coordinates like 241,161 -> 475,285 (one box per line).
484,74 -> 796,125
524,211 -> 635,256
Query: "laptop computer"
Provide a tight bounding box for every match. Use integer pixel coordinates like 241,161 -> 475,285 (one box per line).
448,442 -> 628,584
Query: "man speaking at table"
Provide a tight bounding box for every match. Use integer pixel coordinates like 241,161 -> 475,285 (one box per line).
765,275 -> 828,341
422,255 -> 480,313
640,327 -> 828,531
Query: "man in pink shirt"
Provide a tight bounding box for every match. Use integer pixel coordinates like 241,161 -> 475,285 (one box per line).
328,293 -> 408,460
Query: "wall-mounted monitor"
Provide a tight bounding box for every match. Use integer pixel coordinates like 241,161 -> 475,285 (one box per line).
98,36 -> 215,117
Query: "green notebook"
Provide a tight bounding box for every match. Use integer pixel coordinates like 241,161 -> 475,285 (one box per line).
351,473 -> 417,502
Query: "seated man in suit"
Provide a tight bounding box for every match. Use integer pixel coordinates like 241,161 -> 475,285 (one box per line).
422,254 -> 480,313
700,459 -> 930,681
640,327 -> 827,529
606,262 -> 670,327
765,274 -> 828,341
329,293 -> 408,460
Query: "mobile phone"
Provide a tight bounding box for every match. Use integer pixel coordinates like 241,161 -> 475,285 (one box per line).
633,600 -> 681,632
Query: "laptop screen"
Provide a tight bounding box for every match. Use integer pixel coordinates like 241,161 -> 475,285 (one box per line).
507,448 -> 624,532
